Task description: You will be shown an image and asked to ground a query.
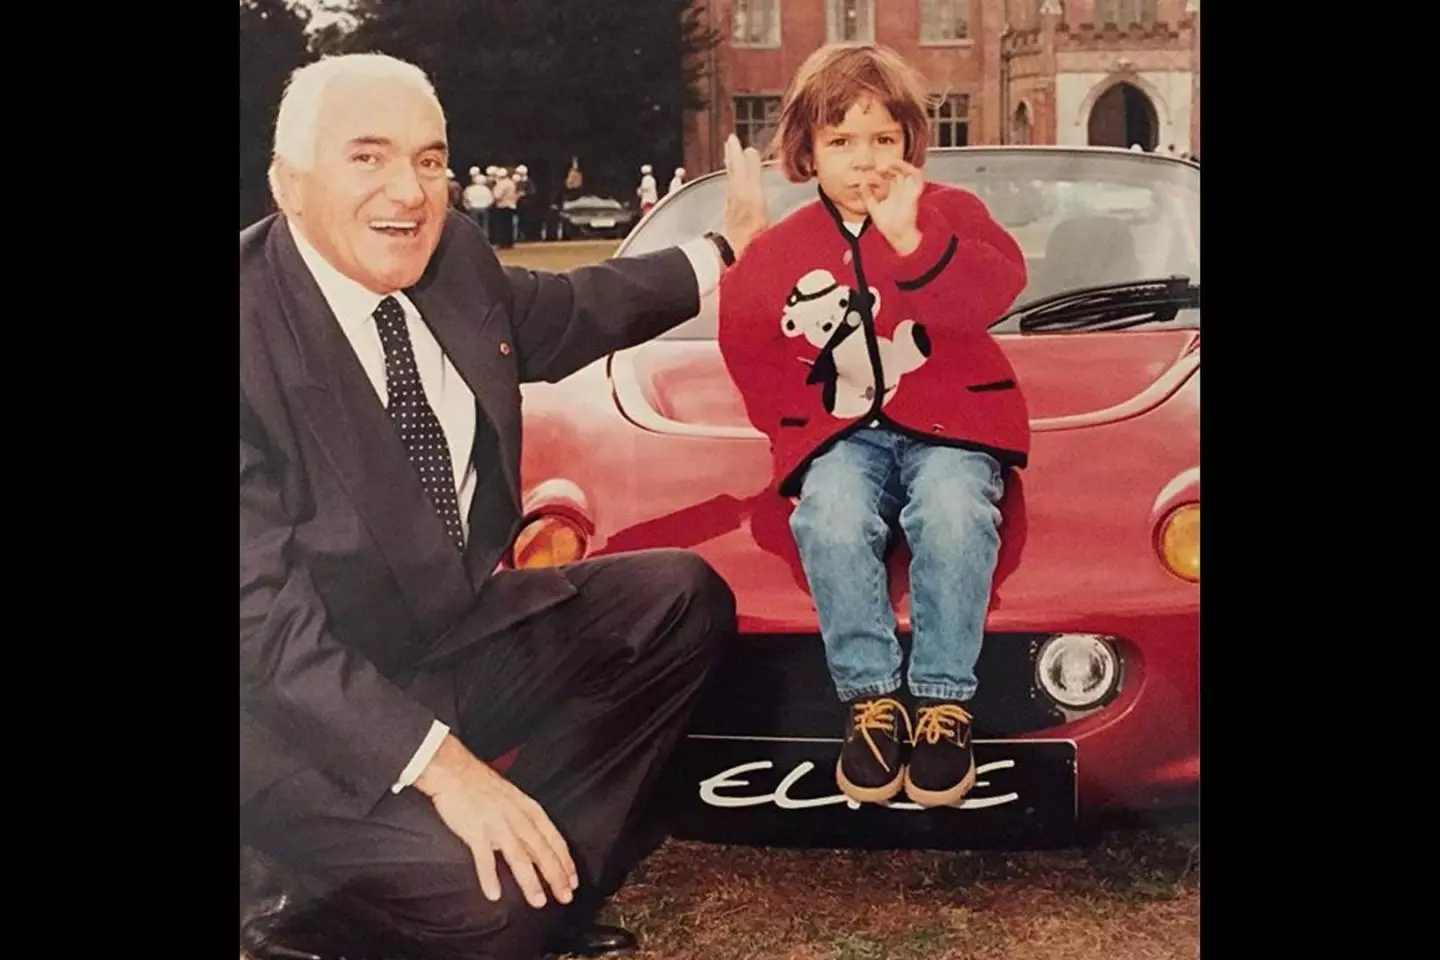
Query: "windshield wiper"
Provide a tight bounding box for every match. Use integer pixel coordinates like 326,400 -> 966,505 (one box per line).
993,276 -> 1200,334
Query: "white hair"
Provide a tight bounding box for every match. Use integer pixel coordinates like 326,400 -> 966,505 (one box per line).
268,53 -> 443,200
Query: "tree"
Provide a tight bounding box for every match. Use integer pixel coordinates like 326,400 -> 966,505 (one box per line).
317,0 -> 718,205
239,0 -> 312,228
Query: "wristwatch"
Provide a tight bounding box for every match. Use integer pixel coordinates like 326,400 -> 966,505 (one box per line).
703,231 -> 736,267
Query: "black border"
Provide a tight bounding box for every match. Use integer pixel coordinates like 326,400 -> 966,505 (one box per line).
59,2 -> 235,953
1202,2 -> 1414,951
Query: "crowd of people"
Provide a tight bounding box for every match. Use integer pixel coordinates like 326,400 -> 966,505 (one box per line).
445,157 -> 689,248
447,162 -> 535,248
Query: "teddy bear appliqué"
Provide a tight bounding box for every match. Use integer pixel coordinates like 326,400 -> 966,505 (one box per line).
780,268 -> 931,419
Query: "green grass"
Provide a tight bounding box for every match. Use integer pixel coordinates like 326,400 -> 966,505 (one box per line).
496,239 -> 621,272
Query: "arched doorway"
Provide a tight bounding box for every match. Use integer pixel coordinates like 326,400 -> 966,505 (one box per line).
1013,102 -> 1032,145
1087,82 -> 1158,150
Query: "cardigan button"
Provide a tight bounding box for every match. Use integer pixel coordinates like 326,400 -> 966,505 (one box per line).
499,341 -> 512,356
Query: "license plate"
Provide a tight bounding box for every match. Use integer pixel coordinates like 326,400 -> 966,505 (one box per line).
656,735 -> 1079,849
591,218 -> 615,228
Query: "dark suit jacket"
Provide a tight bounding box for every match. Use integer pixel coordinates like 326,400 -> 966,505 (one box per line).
240,211 -> 700,821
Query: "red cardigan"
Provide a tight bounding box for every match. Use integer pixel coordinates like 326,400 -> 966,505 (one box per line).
718,183 -> 1032,497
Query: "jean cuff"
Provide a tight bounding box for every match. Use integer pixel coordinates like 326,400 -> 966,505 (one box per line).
834,678 -> 903,703
909,682 -> 976,702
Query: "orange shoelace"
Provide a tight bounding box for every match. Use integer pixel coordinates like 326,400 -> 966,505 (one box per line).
851,698 -> 914,772
913,703 -> 973,747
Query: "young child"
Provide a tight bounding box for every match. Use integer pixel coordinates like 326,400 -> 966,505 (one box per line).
717,43 -> 1030,808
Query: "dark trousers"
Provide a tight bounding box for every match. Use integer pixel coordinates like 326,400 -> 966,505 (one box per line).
241,550 -> 735,960
492,207 -> 515,248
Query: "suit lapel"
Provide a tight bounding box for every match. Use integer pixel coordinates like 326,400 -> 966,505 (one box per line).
266,219 -> 474,639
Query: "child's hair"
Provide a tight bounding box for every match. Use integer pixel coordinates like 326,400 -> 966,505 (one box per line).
770,43 -> 933,183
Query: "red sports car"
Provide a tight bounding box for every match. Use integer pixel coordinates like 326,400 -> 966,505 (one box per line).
510,146 -> 1199,848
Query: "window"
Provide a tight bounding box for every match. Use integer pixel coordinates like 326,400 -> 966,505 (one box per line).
1128,0 -> 1158,25
920,0 -> 969,42
826,0 -> 874,43
733,96 -> 782,153
733,0 -> 781,47
929,94 -> 970,147
1099,0 -> 1156,25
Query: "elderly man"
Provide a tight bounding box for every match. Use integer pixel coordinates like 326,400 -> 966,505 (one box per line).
240,53 -> 766,959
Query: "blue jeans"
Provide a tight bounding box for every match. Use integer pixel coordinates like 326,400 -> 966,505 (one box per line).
789,427 -> 1005,703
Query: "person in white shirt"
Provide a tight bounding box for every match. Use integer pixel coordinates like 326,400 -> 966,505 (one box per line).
514,163 -> 537,243
668,166 -> 686,196
462,165 -> 494,237
240,52 -> 768,960
491,166 -> 518,248
637,163 -> 658,212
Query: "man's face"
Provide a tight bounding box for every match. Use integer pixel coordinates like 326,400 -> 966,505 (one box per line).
276,74 -> 450,294
812,95 -> 906,221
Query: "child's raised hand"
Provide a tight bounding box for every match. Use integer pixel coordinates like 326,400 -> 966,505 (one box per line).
863,159 -> 925,256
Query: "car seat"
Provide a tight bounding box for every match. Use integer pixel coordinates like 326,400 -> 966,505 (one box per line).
1028,215 -> 1141,303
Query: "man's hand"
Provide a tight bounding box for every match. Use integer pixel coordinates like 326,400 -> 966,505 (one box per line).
722,133 -> 768,261
414,734 -> 578,909
864,158 -> 926,257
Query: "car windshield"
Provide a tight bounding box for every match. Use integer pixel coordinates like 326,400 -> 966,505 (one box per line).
620,148 -> 1199,339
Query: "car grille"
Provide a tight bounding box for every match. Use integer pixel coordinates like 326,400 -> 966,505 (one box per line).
688,632 -> 1090,739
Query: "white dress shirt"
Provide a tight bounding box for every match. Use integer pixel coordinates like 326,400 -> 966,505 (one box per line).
288,222 -> 723,792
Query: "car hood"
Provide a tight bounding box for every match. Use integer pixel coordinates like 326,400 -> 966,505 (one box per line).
610,329 -> 1199,436
568,328 -> 1198,632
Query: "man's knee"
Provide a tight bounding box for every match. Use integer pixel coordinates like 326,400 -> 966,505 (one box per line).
652,549 -> 736,630
617,550 -> 736,652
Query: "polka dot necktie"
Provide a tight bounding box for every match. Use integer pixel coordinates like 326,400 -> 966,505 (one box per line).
372,296 -> 466,552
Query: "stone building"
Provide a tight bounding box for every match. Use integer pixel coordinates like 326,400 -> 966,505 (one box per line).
684,0 -> 1200,174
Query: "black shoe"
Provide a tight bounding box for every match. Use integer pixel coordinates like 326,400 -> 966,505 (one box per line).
544,922 -> 638,958
835,696 -> 912,804
241,892 -> 317,960
904,699 -> 977,808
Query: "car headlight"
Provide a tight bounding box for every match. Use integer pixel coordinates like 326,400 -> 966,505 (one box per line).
1035,634 -> 1121,710
1157,503 -> 1200,582
512,514 -> 589,569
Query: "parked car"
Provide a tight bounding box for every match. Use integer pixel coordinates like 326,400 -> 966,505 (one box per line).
512,146 -> 1199,849
554,194 -> 638,239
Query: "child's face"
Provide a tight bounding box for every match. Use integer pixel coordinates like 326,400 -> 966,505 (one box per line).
812,95 -> 907,221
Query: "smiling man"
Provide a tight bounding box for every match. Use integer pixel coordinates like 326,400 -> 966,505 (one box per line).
268,68 -> 453,293
240,53 -> 768,960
